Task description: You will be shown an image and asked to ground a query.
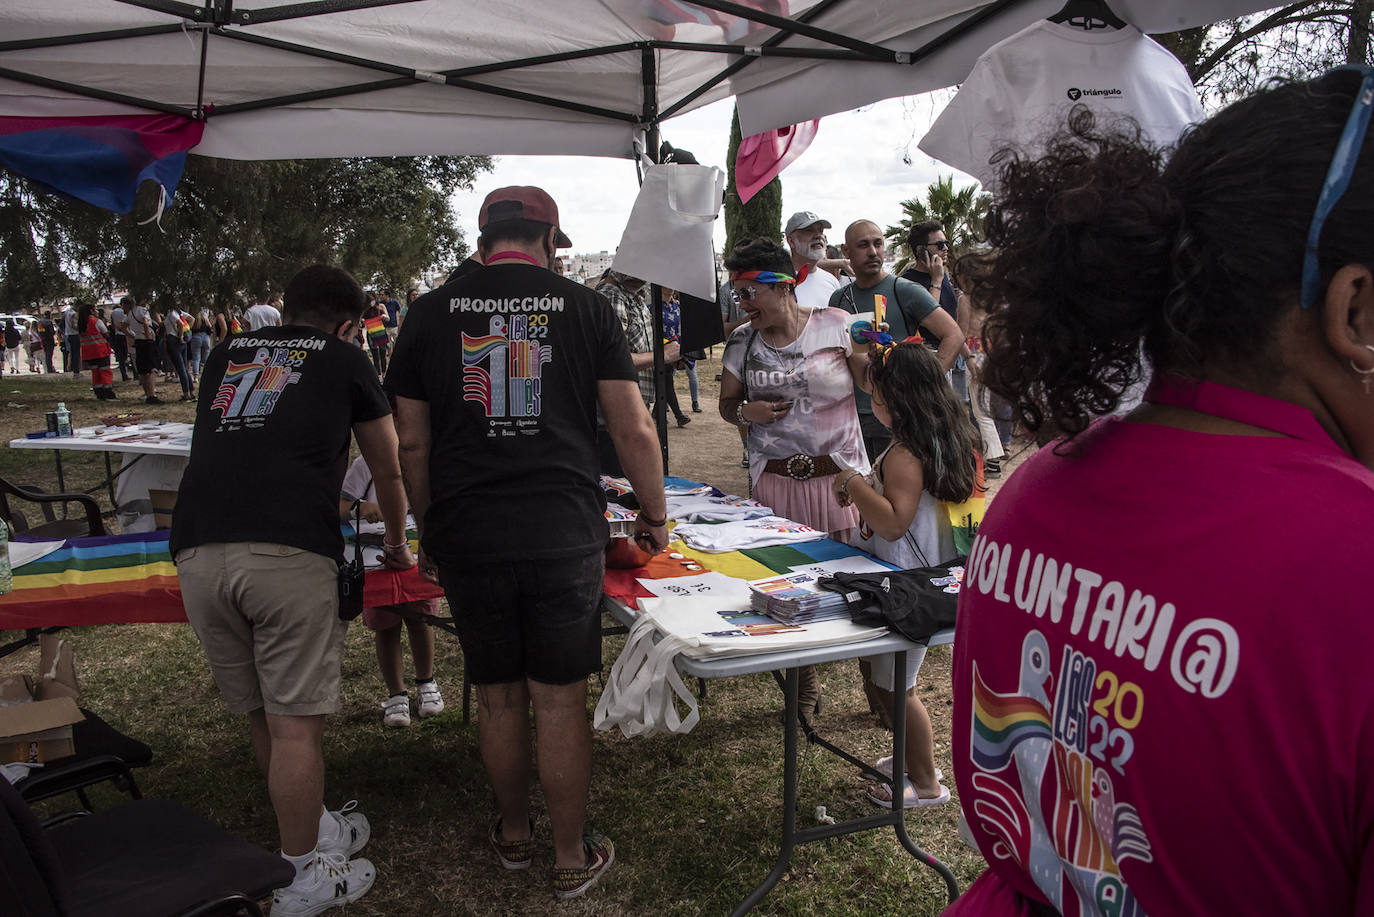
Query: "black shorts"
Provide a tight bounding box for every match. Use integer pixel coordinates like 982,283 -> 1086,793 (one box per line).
133,339 -> 159,376
439,549 -> 604,686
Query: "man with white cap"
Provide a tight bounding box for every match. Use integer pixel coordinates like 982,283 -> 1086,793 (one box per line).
387,185 -> 668,900
784,210 -> 844,309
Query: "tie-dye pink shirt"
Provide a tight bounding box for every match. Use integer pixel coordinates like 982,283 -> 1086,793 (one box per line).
948,382 -> 1374,916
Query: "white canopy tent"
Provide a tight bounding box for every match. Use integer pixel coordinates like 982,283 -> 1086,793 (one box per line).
0,0 -> 1280,162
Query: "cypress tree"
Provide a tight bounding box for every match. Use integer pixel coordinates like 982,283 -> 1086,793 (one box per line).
723,103 -> 782,258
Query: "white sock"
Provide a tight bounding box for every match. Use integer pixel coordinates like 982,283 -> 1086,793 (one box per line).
283,847 -> 318,882
317,807 -> 339,846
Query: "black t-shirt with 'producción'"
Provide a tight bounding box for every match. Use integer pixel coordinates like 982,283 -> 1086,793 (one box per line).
384,262 -> 637,565
170,325 -> 391,562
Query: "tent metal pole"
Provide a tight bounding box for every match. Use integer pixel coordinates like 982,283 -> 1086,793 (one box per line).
114,0 -> 421,26
653,40 -> 875,60
681,0 -> 896,60
904,0 -> 1034,65
0,25 -> 184,52
658,0 -> 850,121
0,65 -> 196,118
194,7 -> 211,119
642,44 -> 670,474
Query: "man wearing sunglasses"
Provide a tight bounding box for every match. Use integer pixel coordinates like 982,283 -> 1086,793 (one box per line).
903,220 -> 967,402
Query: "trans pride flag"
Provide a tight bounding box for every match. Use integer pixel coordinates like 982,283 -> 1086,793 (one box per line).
0,113 -> 204,214
364,315 -> 388,346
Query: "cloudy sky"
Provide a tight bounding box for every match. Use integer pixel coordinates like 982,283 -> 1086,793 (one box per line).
448,91 -> 975,258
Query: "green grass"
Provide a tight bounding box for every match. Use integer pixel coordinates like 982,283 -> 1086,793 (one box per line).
1,371 -> 989,916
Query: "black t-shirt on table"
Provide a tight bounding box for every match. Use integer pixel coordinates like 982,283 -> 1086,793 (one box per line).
170,326 -> 391,562
384,262 -> 637,565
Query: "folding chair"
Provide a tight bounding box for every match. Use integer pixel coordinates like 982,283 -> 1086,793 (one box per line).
0,775 -> 295,917
0,475 -> 106,539
13,708 -> 154,809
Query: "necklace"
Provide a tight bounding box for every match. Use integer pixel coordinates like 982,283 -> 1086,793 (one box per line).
759,327 -> 803,376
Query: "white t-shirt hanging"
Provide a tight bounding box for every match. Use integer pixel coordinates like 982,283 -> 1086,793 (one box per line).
919,21 -> 1204,189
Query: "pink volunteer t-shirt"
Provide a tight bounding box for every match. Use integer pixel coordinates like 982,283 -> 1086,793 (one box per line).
948,382 -> 1374,916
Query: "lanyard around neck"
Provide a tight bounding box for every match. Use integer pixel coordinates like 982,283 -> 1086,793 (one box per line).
486,250 -> 544,267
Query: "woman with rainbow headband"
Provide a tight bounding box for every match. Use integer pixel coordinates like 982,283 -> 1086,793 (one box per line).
719,238 -> 873,720
947,70 -> 1374,915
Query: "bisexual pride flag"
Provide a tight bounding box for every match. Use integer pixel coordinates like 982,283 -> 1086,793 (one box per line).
364,315 -> 388,346
0,113 -> 204,214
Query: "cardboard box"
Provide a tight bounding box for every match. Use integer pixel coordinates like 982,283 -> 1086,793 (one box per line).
0,634 -> 84,763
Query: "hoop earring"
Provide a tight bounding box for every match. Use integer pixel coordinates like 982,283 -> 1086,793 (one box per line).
1351,343 -> 1374,395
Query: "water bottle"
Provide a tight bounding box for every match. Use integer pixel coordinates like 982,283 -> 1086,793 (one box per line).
55,402 -> 72,437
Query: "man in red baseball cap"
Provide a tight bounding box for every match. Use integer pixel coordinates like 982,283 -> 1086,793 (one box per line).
386,184 -> 667,900
477,185 -> 574,257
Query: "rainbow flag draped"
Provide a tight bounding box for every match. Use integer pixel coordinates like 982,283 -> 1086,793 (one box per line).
364,316 -> 388,346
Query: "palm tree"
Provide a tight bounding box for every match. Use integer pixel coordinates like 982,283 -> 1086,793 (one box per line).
884,175 -> 991,273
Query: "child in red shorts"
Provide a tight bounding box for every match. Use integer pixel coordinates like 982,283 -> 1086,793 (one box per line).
341,456 -> 444,727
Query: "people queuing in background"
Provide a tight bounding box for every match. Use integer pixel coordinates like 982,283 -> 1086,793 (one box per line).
718,237 -> 876,721
2,320 -> 21,374
188,304 -> 214,385
109,297 -> 132,382
162,304 -> 196,401
658,288 -> 692,427
128,298 -> 162,404
25,322 -> 43,373
62,303 -> 81,376
76,301 -> 116,400
362,297 -> 389,376
38,312 -> 56,373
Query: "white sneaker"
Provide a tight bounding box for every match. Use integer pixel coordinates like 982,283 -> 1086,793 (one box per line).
319,801 -> 370,857
271,851 -> 375,916
381,693 -> 410,728
417,680 -> 445,719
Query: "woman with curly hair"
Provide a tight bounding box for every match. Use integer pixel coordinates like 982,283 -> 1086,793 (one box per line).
946,70 -> 1374,915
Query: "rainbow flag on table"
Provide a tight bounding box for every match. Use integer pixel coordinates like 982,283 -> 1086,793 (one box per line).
364,315 -> 388,346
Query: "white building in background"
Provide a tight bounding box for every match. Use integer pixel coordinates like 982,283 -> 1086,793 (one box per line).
569,250 -> 614,280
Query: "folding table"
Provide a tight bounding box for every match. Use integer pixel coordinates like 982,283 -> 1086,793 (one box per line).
604,597 -> 959,915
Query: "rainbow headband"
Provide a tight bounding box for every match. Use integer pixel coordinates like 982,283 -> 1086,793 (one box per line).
731,270 -> 796,284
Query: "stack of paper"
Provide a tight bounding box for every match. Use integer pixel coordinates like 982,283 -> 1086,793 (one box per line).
747,571 -> 851,624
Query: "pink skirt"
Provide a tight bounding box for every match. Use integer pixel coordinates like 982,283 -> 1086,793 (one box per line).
754,471 -> 859,542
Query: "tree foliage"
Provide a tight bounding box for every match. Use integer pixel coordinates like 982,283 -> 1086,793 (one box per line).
0,153 -> 492,309
883,175 -> 991,273
723,103 -> 782,257
1154,1 -> 1373,107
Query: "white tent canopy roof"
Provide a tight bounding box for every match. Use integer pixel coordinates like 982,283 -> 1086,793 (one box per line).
0,0 -> 1279,161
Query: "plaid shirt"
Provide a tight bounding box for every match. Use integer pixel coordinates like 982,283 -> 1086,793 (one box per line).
596,277 -> 655,403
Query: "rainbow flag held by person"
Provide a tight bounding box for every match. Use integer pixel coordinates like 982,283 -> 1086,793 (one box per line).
364,315 -> 388,346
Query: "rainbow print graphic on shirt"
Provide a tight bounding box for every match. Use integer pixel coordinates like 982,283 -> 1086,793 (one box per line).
966,630 -> 1154,917
462,314 -> 553,418
364,315 -> 388,346
212,346 -> 301,420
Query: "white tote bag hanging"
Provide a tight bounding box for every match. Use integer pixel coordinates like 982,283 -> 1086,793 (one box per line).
610,163 -> 724,302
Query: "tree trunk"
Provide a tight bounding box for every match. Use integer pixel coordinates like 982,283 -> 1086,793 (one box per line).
1349,0 -> 1373,64
722,104 -> 782,258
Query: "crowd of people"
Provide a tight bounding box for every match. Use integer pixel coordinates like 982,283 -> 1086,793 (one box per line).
15,66 -> 1372,916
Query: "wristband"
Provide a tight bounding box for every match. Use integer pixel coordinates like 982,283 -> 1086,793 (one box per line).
639,513 -> 667,528
735,401 -> 750,425
837,470 -> 863,494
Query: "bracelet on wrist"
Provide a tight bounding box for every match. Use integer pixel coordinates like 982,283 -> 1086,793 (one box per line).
639,513 -> 667,528
735,401 -> 750,425
838,470 -> 863,494
382,540 -> 409,551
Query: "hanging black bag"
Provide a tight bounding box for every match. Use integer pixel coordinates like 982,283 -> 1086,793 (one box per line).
337,498 -> 367,621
